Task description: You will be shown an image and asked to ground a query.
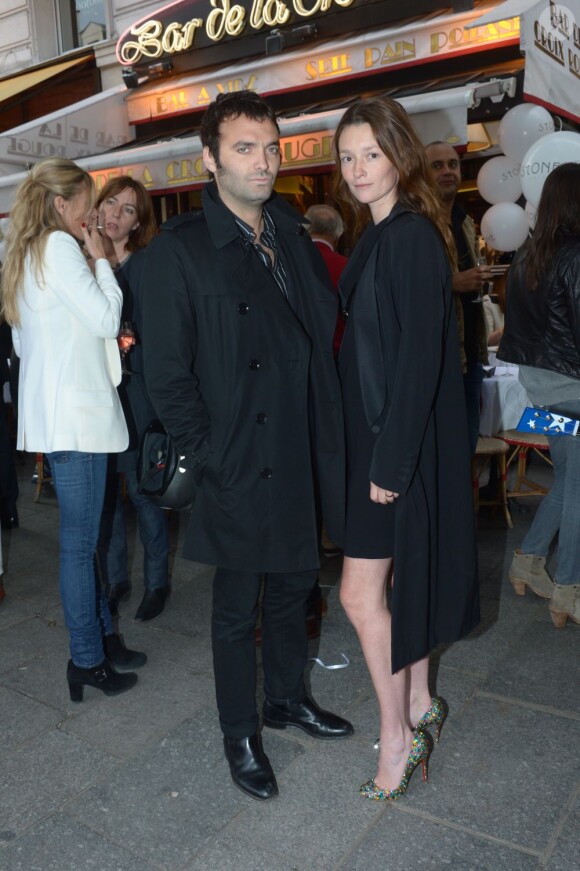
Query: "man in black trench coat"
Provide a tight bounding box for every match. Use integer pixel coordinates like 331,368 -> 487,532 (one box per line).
141,91 -> 352,801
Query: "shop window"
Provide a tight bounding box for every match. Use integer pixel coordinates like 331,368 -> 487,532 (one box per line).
57,0 -> 110,51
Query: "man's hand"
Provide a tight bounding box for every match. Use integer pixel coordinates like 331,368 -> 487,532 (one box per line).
453,265 -> 493,294
370,482 -> 399,504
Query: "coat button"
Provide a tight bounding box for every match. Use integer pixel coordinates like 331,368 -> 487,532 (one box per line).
371,425 -> 380,434
249,359 -> 261,370
256,413 -> 267,425
237,302 -> 249,315
260,467 -> 272,479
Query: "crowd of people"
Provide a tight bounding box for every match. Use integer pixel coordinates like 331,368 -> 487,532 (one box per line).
0,89 -> 578,803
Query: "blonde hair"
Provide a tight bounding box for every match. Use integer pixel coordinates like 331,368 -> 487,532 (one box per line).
332,97 -> 456,268
1,158 -> 94,326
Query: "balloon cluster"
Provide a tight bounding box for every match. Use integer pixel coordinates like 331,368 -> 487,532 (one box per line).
476,104 -> 580,252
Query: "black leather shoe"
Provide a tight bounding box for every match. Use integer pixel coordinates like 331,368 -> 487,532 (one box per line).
134,587 -> 169,621
104,634 -> 147,670
105,581 -> 131,615
66,659 -> 137,702
263,697 -> 354,739
223,734 -> 278,801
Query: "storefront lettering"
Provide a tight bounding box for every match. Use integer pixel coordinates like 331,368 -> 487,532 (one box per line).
363,40 -> 416,69
117,0 -> 354,64
249,0 -> 291,28
96,132 -> 131,148
8,137 -> 67,158
549,0 -> 570,38
305,53 -> 351,80
166,157 -> 207,183
92,167 -> 155,191
569,47 -> 580,78
39,122 -> 63,140
281,132 -> 334,165
534,20 -> 565,65
155,75 -> 257,114
70,126 -> 89,145
430,19 -> 519,54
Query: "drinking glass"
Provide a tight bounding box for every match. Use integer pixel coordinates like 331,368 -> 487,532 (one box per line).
472,256 -> 491,304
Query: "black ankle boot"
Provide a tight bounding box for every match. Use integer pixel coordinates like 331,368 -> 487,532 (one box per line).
223,733 -> 278,801
104,634 -> 147,670
67,659 -> 137,702
104,581 -> 131,615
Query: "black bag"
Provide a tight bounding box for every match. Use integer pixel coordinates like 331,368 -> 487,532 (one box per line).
137,420 -> 196,510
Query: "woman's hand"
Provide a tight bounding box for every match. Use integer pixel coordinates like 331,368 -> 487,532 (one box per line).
81,220 -> 107,263
370,482 -> 399,504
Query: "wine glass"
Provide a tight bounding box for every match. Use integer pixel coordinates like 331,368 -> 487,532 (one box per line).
117,321 -> 136,374
472,256 -> 492,304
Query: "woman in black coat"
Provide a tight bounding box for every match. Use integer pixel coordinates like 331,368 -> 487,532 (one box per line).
334,98 -> 479,801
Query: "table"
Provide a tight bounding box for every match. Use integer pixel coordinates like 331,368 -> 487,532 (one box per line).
480,365 -> 530,437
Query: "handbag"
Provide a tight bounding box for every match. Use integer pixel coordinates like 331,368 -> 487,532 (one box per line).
137,419 -> 196,509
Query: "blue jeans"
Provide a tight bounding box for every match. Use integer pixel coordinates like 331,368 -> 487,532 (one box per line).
97,463 -> 168,590
521,402 -> 580,585
48,451 -> 113,668
463,361 -> 484,456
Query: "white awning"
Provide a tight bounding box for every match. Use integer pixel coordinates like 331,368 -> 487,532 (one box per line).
0,85 -> 134,176
466,0 -> 542,29
0,79 -> 515,214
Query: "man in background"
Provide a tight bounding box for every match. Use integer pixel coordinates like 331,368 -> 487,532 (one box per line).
305,204 -> 348,357
425,142 -> 492,454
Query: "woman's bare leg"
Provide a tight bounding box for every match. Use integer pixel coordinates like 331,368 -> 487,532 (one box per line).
407,656 -> 432,727
340,556 -> 415,789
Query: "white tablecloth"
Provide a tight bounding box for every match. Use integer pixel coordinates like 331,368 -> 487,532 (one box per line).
480,365 -> 530,437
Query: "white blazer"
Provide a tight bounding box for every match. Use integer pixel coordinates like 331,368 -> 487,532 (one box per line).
12,231 -> 128,454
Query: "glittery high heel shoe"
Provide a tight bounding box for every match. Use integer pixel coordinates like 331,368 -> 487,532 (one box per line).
361,731 -> 433,801
373,696 -> 448,750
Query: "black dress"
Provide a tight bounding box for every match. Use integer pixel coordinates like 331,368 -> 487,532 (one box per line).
339,293 -> 396,559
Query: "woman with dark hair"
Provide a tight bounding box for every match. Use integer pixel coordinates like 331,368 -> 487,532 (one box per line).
333,98 -> 479,800
94,177 -> 170,623
1,158 -> 144,699
499,162 -> 580,628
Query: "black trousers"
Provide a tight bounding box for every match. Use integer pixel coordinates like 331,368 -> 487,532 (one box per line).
212,567 -> 318,738
0,392 -> 18,515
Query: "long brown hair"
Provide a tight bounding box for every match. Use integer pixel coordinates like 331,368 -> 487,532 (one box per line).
332,97 -> 456,267
525,162 -> 580,290
1,158 -> 93,327
96,176 -> 157,253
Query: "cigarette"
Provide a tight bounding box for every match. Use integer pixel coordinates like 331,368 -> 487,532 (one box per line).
96,224 -> 104,230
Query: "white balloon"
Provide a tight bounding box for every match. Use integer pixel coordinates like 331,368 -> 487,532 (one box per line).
481,203 -> 530,253
524,200 -> 537,230
498,103 -> 555,162
520,131 -> 580,207
477,156 -> 522,204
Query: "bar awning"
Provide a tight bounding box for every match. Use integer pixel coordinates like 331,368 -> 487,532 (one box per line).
0,85 -> 134,175
0,78 -> 516,214
0,55 -> 93,106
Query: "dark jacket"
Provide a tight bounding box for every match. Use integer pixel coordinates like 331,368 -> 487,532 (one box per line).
141,183 -> 345,573
113,250 -> 159,474
340,203 -> 479,673
498,238 -> 580,378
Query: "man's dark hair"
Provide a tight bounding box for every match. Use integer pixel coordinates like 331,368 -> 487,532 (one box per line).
200,90 -> 280,176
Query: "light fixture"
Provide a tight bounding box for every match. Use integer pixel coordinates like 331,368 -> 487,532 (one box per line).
147,60 -> 173,78
265,24 -> 318,56
122,67 -> 140,89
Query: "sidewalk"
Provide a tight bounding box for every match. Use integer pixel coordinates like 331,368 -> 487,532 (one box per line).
0,453 -> 578,871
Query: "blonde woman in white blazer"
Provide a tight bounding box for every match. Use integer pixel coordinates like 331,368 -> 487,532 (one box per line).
1,158 -> 145,701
